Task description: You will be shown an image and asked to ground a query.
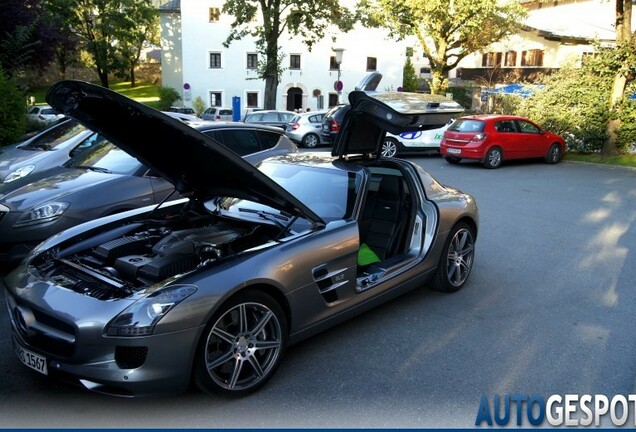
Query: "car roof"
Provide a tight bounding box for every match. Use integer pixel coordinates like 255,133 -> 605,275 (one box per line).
192,121 -> 285,133
456,114 -> 529,122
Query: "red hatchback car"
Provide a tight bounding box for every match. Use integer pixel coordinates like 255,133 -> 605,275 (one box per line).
440,115 -> 566,168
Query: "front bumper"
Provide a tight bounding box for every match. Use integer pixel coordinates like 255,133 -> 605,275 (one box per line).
6,287 -> 203,397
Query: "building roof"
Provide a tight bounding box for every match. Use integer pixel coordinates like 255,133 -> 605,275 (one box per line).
523,0 -> 616,42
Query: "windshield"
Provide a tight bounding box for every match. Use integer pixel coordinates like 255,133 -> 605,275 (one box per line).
221,161 -> 361,228
64,140 -> 142,175
22,120 -> 86,150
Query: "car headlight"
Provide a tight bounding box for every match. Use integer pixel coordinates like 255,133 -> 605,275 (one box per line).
13,201 -> 70,227
105,285 -> 198,336
4,164 -> 35,183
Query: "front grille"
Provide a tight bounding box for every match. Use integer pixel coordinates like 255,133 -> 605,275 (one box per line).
115,346 -> 148,369
8,299 -> 76,358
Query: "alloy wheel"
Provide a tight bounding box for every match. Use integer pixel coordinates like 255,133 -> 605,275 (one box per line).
204,301 -> 283,391
445,228 -> 475,288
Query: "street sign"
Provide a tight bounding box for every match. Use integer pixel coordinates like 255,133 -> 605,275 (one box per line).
334,80 -> 344,92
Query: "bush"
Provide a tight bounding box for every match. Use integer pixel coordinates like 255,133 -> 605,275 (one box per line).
447,86 -> 477,110
192,96 -> 205,117
0,68 -> 26,146
156,86 -> 181,111
516,64 -> 610,152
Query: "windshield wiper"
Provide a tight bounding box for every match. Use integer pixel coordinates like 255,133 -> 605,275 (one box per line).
71,165 -> 112,173
238,208 -> 291,229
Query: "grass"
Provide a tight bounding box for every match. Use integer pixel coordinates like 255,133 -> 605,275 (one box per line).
28,81 -> 161,109
564,152 -> 636,168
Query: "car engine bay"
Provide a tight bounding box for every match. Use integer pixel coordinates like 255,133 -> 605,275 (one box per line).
29,205 -> 279,300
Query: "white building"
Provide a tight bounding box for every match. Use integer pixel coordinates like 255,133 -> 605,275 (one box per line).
159,0 -> 408,114
451,0 -> 623,85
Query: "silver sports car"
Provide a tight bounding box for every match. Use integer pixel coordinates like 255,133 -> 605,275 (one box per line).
5,81 -> 478,397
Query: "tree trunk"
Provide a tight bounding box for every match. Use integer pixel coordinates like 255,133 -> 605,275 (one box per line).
263,36 -> 279,109
604,73 -> 627,155
603,0 -> 632,155
430,69 -> 448,95
97,68 -> 109,88
130,66 -> 136,87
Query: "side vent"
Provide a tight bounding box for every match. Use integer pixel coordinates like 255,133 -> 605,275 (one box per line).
312,266 -> 349,304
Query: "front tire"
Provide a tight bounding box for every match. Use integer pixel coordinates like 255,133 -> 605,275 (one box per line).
432,222 -> 475,293
302,133 -> 320,148
545,143 -> 562,164
483,147 -> 503,169
381,138 -> 399,157
194,290 -> 287,396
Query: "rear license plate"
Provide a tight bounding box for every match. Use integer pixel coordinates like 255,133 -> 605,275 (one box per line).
14,339 -> 48,375
447,148 -> 461,155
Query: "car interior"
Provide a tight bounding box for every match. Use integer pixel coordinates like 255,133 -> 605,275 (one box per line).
356,165 -> 417,290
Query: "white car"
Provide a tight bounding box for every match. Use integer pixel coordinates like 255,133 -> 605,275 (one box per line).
381,121 -> 453,157
26,105 -> 65,126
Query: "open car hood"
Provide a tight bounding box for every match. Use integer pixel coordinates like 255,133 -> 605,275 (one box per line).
46,80 -> 323,225
332,90 -> 464,157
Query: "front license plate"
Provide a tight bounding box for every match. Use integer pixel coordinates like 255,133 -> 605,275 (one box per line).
15,340 -> 48,375
447,148 -> 461,155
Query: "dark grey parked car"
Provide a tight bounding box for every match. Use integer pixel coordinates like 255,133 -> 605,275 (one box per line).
5,81 -> 476,398
0,118 -> 296,266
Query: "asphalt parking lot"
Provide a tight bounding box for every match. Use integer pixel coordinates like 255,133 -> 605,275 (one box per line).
1,155 -> 635,428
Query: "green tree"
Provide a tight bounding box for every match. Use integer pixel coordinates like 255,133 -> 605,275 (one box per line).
47,0 -> 157,88
359,0 -> 527,95
222,0 -> 355,109
0,67 -> 26,146
402,56 -> 419,92
117,10 -> 159,87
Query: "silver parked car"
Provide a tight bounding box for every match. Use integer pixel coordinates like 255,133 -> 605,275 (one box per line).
26,105 -> 65,126
0,119 -> 94,183
201,107 -> 233,121
6,81 -> 476,397
285,110 -> 329,148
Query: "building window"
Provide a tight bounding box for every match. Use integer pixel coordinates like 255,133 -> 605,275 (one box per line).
246,53 -> 257,69
481,52 -> 502,68
246,92 -> 259,108
209,7 -> 220,22
290,54 -> 301,70
521,49 -> 544,66
209,52 -> 222,69
209,91 -> 222,107
329,56 -> 339,70
504,51 -> 517,67
328,93 -> 339,107
366,57 -> 377,71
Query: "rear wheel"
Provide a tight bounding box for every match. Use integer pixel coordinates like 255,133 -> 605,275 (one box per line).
194,290 -> 287,396
545,143 -> 562,164
444,156 -> 461,164
432,222 -> 475,293
302,133 -> 320,148
381,138 -> 399,157
483,147 -> 503,169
